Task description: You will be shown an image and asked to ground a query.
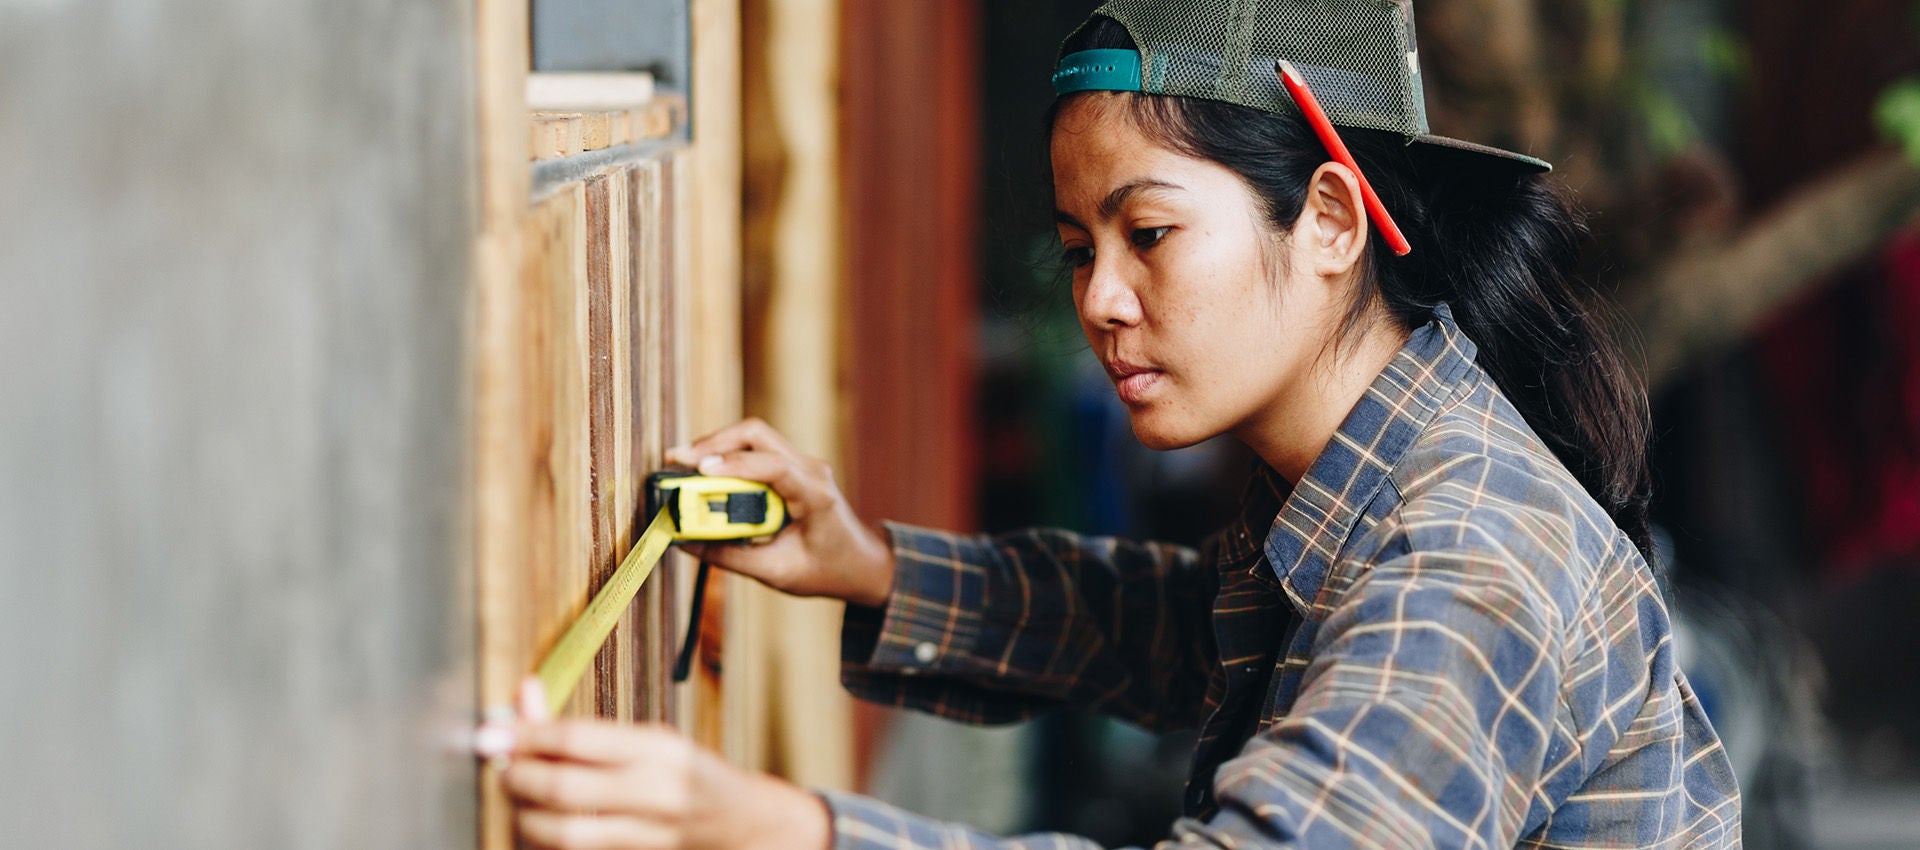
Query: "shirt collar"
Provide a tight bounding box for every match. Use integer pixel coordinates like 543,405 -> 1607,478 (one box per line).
1257,302 -> 1480,619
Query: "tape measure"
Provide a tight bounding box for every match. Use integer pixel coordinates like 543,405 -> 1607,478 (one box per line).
532,471 -> 788,717
648,471 -> 788,541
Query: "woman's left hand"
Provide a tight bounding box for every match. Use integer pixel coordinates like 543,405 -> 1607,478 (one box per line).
477,678 -> 833,850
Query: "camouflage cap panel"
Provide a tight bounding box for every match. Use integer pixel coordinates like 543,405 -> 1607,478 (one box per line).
1070,0 -> 1428,138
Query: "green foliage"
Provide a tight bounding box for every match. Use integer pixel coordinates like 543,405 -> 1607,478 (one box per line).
1875,78 -> 1920,166
1697,29 -> 1750,81
1638,87 -> 1697,158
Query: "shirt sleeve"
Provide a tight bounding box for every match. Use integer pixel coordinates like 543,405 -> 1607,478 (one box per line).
823,544 -> 1567,850
838,521 -> 1218,733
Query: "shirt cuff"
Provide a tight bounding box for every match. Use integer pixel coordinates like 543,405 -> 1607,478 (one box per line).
815,788 -> 968,850
840,521 -> 992,676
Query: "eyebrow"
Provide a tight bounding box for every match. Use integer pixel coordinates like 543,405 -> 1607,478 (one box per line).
1054,179 -> 1186,229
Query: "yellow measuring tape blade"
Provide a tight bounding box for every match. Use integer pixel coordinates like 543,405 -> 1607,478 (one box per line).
534,505 -> 677,717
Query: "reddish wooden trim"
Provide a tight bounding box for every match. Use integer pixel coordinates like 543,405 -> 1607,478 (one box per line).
839,0 -> 983,789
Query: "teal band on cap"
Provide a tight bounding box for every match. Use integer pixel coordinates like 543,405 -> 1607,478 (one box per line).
1052,49 -> 1144,94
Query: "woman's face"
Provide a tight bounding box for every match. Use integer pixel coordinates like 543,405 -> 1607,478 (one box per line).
1051,94 -> 1349,451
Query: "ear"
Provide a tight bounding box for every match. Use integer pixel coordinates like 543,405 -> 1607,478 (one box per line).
1296,162 -> 1369,279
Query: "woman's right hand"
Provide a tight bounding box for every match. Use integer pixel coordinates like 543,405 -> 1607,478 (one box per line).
664,418 -> 895,609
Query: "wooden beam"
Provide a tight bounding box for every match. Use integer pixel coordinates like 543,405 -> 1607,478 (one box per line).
607,166 -> 640,724
523,184 -> 597,719
584,172 -> 631,720
630,158 -> 678,723
838,1 -> 979,526
664,151 -> 702,733
472,0 -> 531,842
838,0 -> 982,790
530,113 -> 586,160
743,0 -> 854,793
686,0 -> 749,766
633,96 -> 686,142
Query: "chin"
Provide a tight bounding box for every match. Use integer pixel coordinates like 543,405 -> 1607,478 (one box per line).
1126,411 -> 1211,451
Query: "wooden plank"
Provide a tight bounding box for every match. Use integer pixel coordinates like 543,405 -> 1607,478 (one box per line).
631,158 -> 673,723
664,152 -> 698,734
688,0 -> 748,764
742,0 -> 854,793
838,0 -> 984,791
840,0 -> 980,534
579,111 -> 613,152
530,113 -> 586,160
583,174 -> 620,720
609,110 -> 635,147
526,72 -> 656,111
628,161 -> 659,723
532,102 -> 678,160
473,0 -> 532,843
632,96 -> 685,142
522,183 -> 596,721
603,168 -> 637,724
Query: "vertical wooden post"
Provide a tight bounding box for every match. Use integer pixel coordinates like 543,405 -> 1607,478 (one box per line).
838,0 -> 982,788
743,0 -> 856,791
472,0 -> 532,844
838,0 -> 980,533
686,0 -> 753,766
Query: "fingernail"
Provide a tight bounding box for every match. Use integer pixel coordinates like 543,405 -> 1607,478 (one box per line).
473,723 -> 515,759
697,455 -> 723,474
518,677 -> 551,721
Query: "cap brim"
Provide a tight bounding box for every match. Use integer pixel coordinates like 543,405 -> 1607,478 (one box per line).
1412,134 -> 1552,174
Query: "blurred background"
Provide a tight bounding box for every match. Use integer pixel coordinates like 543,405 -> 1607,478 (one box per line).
2,0 -> 1916,846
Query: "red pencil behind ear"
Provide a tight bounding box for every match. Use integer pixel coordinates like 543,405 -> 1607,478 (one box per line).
1276,60 -> 1413,257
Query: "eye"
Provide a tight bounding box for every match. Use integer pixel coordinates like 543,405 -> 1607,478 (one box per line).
1062,245 -> 1094,268
1131,226 -> 1171,249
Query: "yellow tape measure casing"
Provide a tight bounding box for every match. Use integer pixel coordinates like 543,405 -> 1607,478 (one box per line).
645,470 -> 788,541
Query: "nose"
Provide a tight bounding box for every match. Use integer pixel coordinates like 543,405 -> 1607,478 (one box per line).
1079,255 -> 1143,329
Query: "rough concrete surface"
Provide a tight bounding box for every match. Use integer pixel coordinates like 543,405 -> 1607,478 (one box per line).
0,0 -> 480,846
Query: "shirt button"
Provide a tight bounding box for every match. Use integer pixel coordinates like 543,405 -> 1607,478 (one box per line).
913,642 -> 938,664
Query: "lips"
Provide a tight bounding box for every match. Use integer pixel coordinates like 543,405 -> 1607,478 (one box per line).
1106,359 -> 1164,405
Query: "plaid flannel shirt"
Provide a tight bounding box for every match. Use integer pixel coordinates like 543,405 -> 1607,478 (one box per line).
820,303 -> 1742,849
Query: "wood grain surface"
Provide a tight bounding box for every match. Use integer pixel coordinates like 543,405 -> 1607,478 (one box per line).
474,2 -> 750,846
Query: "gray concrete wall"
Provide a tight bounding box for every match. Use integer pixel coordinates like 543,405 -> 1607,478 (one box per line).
0,1 -> 480,847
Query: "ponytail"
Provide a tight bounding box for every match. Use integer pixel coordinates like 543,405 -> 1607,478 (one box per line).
1402,168 -> 1654,559
1054,18 -> 1655,558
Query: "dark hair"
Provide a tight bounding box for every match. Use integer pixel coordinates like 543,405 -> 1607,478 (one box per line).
1054,18 -> 1653,557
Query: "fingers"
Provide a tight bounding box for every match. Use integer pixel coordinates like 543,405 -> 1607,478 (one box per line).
689,449 -> 825,517
518,809 -> 674,850
503,760 -> 648,814
513,718 -> 685,766
679,532 -> 805,587
666,417 -> 797,468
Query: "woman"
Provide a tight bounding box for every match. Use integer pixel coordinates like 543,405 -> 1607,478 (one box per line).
475,1 -> 1743,847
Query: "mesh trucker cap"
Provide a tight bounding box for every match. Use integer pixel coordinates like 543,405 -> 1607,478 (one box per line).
1053,0 -> 1552,174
